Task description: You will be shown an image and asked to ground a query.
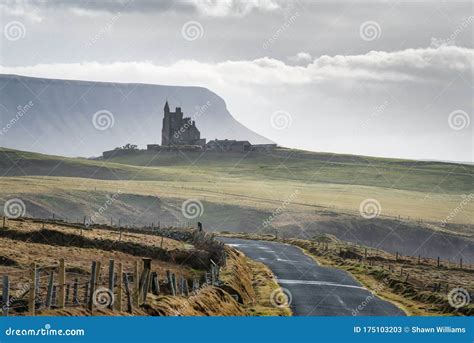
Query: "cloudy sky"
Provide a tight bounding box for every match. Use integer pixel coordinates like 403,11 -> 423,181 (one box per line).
0,0 -> 472,162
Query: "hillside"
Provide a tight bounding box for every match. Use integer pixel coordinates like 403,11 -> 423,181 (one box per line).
0,147 -> 473,263
0,74 -> 271,157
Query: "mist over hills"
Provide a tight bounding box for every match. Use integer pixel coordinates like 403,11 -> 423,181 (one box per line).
0,74 -> 271,157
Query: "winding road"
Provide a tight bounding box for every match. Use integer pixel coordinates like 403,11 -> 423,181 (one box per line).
219,237 -> 405,316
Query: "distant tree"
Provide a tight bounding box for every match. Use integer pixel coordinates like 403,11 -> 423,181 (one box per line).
121,143 -> 138,150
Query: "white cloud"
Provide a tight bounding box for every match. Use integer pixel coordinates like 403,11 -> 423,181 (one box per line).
0,2 -> 43,22
193,0 -> 282,17
0,0 -> 284,18
288,52 -> 313,64
2,46 -> 470,87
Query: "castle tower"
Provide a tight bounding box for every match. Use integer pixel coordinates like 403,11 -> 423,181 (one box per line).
161,101 -> 204,146
161,100 -> 171,145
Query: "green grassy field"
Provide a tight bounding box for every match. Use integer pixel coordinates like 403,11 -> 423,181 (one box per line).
1,146 -> 473,263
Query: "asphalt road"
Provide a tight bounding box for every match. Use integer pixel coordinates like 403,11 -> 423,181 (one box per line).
219,237 -> 406,316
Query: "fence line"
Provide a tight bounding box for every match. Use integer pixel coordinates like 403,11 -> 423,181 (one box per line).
0,257 -> 221,316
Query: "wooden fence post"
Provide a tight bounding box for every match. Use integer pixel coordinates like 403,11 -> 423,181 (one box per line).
88,261 -> 97,311
133,261 -> 140,307
51,286 -> 57,306
211,266 -> 216,285
123,273 -> 132,313
65,284 -> 70,305
83,282 -> 89,304
171,273 -> 177,296
116,263 -> 123,311
460,258 -> 463,269
166,270 -> 175,296
46,272 -> 54,308
108,260 -> 115,310
437,256 -> 440,268
2,275 -> 9,316
95,261 -> 102,288
184,279 -> 189,296
28,263 -> 36,315
2,216 -> 5,228
143,270 -> 151,304
73,278 -> 79,305
58,258 -> 66,308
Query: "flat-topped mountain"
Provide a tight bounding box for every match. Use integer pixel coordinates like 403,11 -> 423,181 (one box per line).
0,74 -> 271,157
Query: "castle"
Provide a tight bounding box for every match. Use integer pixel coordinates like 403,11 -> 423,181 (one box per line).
102,101 -> 276,158
161,101 -> 206,147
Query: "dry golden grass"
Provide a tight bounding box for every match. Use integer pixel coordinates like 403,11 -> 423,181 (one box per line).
4,219 -> 188,251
